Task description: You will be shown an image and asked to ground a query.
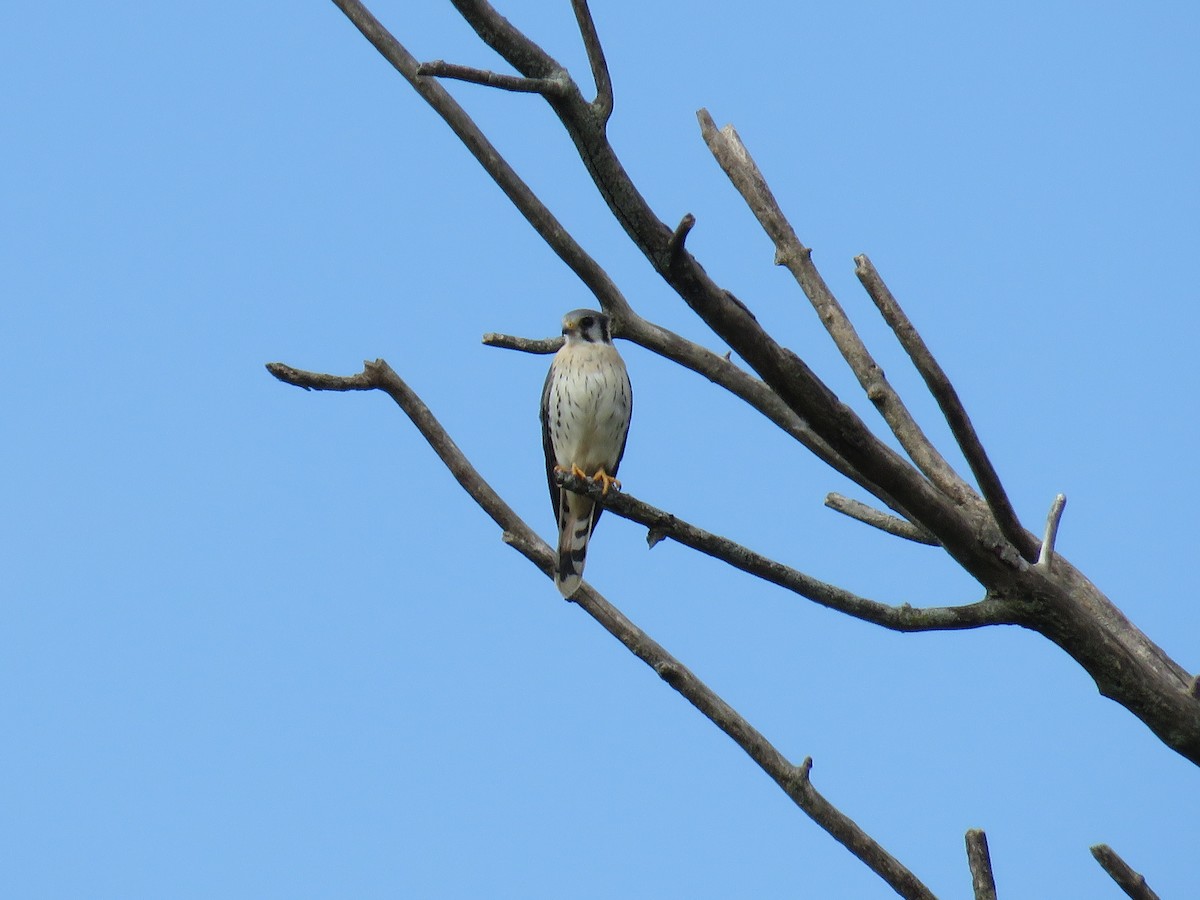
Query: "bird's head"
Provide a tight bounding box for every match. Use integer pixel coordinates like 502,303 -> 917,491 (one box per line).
561,309 -> 612,345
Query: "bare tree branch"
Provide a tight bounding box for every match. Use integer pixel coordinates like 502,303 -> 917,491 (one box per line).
282,5 -> 1200,895
266,357 -> 938,899
667,212 -> 696,268
555,471 -> 1007,632
441,5 -> 1018,582
1090,844 -> 1161,900
481,332 -> 562,354
824,493 -> 939,546
854,254 -> 1040,561
329,0 -> 915,526
416,60 -> 563,95
965,829 -> 998,900
328,0 -> 616,308
328,0 -> 1200,768
695,109 -> 976,509
1037,493 -> 1067,569
570,0 -> 612,122
447,0 -> 565,86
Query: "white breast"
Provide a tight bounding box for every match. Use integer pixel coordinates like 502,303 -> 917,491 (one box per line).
547,343 -> 631,475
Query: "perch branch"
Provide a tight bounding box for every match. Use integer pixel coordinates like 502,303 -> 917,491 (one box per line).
268,355 -> 936,899
1089,844 -> 1161,900
556,471 -> 1008,632
696,109 -> 975,508
417,60 -> 564,95
825,493 -> 939,546
854,254 -> 1040,561
965,829 -> 998,900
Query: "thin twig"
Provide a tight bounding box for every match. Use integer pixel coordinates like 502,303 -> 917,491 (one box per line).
695,109 -> 976,508
482,332 -> 562,354
1036,493 -> 1067,568
825,493 -> 939,546
1090,844 -> 1161,900
965,829 -> 998,900
570,0 -> 612,122
854,254 -> 1040,562
268,355 -> 937,899
556,471 -> 1007,632
417,60 -> 563,95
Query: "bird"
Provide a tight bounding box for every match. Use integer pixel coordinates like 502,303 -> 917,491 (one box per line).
540,309 -> 633,597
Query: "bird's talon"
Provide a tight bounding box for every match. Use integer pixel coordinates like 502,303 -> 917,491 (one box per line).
591,469 -> 621,496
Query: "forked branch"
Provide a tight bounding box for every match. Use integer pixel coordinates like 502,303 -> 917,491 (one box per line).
695,110 -> 975,510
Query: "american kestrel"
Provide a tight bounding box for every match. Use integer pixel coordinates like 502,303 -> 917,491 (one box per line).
540,309 -> 633,597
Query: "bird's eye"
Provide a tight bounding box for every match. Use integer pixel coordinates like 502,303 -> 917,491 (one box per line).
580,316 -> 595,330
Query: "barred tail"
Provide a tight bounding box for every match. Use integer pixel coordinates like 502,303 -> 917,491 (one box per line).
555,493 -> 595,598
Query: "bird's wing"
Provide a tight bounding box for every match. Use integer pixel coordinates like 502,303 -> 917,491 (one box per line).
539,360 -> 560,521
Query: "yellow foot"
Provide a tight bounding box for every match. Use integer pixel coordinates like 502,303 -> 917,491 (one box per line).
591,468 -> 621,496
555,465 -> 620,496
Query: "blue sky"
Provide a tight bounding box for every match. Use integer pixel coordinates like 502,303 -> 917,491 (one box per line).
4,1 -> 1198,897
